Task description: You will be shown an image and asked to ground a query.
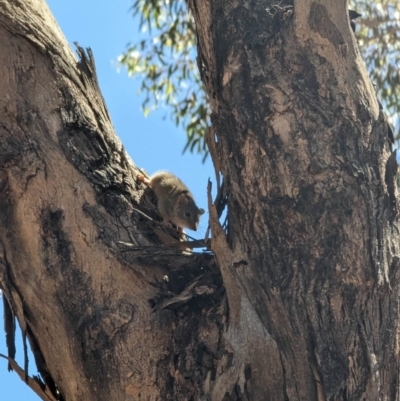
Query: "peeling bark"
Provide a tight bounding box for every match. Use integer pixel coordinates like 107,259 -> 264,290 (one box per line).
0,1 -> 222,400
191,0 -> 400,400
0,0 -> 399,400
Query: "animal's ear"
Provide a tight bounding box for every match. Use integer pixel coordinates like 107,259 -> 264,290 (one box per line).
198,208 -> 205,215
177,194 -> 188,208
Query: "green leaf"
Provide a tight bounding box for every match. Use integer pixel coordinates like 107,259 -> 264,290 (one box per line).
121,0 -> 400,160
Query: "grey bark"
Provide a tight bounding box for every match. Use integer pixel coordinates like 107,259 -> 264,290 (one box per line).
0,0 -> 399,401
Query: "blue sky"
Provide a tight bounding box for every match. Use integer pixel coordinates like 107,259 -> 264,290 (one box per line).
0,0 -> 214,399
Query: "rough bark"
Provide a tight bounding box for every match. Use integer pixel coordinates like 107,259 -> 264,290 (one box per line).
0,0 -> 399,401
0,1 -> 222,400
190,0 -> 400,400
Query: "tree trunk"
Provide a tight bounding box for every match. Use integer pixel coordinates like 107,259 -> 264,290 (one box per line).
190,0 -> 400,399
0,0 -> 399,401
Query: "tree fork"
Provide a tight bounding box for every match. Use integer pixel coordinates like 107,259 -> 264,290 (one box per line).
1,0 -> 400,400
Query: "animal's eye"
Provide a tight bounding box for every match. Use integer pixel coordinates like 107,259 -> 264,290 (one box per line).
185,211 -> 191,217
